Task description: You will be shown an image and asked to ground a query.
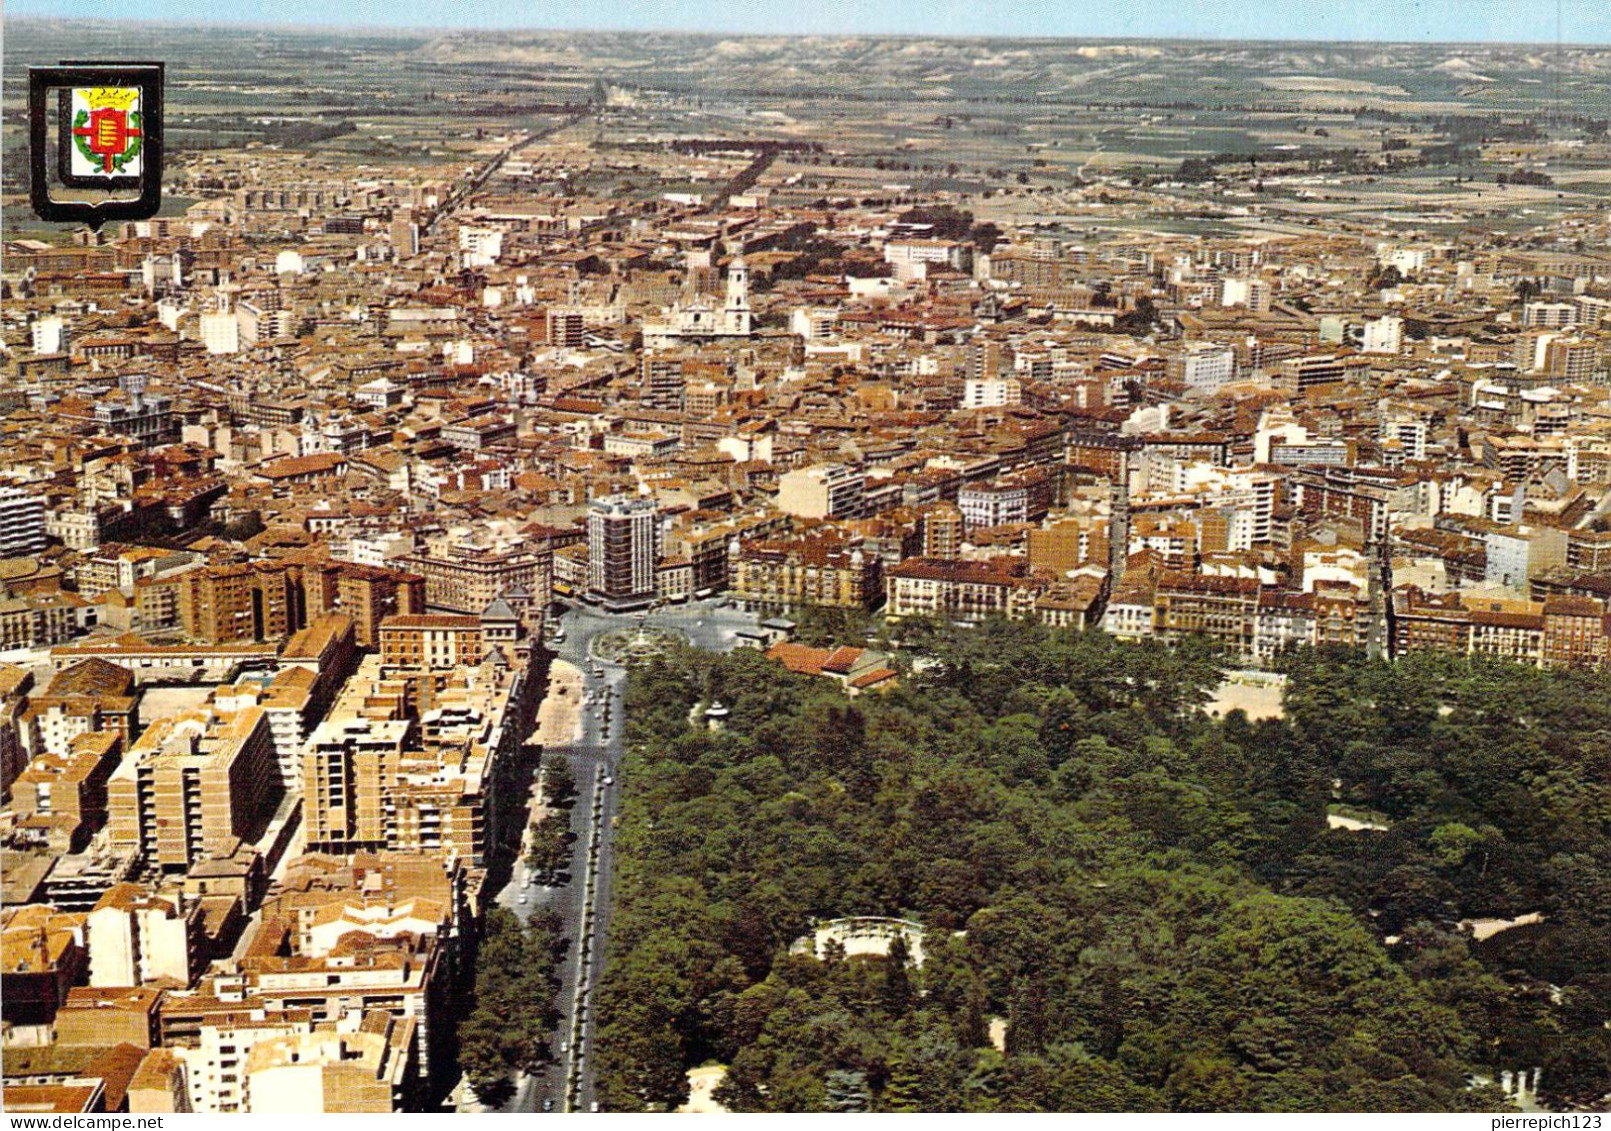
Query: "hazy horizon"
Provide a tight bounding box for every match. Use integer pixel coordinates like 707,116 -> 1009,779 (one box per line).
7,0 -> 1611,46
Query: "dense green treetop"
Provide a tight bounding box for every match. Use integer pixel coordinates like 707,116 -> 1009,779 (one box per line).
592,621 -> 1611,1112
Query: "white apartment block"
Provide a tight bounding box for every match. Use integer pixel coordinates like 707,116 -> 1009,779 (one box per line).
1523,300 -> 1578,328
958,483 -> 1030,530
587,494 -> 660,604
1182,344 -> 1236,391
200,311 -> 240,355
0,486 -> 47,558
776,463 -> 865,520
31,315 -> 69,355
962,377 -> 1023,409
1362,315 -> 1404,355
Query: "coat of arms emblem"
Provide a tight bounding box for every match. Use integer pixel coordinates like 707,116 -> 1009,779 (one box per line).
69,86 -> 144,178
28,62 -> 164,226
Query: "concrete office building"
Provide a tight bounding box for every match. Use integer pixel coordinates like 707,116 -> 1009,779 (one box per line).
587,495 -> 659,610
775,463 -> 865,520
0,487 -> 47,558
106,707 -> 282,873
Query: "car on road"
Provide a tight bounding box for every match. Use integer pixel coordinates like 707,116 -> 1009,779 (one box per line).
518,894 -> 528,904
542,1099 -> 553,1112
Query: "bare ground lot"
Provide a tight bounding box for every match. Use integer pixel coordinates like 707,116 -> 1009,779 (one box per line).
530,659 -> 584,747
1205,672 -> 1287,722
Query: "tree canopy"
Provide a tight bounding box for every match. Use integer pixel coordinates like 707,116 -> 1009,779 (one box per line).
591,622 -> 1611,1112
459,907 -> 568,1106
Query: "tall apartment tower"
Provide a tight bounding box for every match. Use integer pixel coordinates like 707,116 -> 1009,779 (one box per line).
390,208 -> 419,258
0,487 -> 47,558
587,495 -> 659,611
966,338 -> 1004,383
921,504 -> 965,559
106,708 -> 282,873
546,308 -> 586,349
641,353 -> 686,410
31,315 -> 70,355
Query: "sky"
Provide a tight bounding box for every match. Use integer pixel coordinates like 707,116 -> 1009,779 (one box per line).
7,0 -> 1610,43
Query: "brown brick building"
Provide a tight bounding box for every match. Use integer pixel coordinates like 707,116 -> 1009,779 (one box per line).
173,560 -> 424,648
180,562 -> 301,646
378,615 -> 485,669
1392,587 -> 1611,670
731,533 -> 881,613
107,707 -> 282,873
1153,571 -> 1261,661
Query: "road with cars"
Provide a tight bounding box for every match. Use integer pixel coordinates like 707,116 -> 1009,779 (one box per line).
493,597 -> 760,1113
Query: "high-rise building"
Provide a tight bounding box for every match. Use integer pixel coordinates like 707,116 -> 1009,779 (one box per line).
920,504 -> 964,559
457,226 -> 503,267
1380,413 -> 1429,463
167,560 -> 424,648
301,655 -> 527,868
1361,315 -> 1404,355
966,338 -> 1004,383
1523,300 -> 1577,328
1220,275 -> 1271,313
546,308 -> 586,349
303,713 -> 409,857
86,883 -> 206,988
315,562 -> 427,648
1181,343 -> 1236,391
179,562 -> 299,645
1542,335 -> 1600,382
389,209 -> 419,258
641,353 -> 687,410
587,495 -> 659,610
200,310 -> 240,355
0,487 -> 47,558
31,315 -> 69,355
106,707 -> 283,873
962,376 -> 1023,409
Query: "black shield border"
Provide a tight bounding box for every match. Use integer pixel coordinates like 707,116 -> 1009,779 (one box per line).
29,62 -> 165,228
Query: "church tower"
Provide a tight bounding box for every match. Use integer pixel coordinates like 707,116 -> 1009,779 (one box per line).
723,256 -> 752,337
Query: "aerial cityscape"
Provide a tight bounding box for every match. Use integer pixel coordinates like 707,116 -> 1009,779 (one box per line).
4,3 -> 1611,1115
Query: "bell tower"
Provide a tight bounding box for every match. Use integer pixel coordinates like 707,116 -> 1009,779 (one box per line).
723,255 -> 751,336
